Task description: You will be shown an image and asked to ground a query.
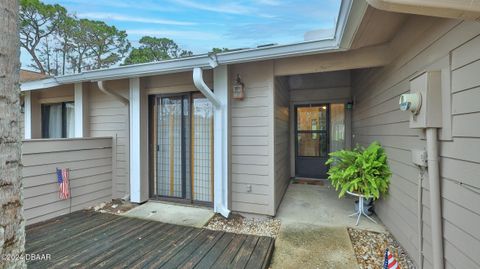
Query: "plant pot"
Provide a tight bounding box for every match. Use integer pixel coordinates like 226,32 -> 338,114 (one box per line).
355,198 -> 374,216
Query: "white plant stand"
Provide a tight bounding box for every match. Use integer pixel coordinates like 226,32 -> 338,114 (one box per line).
347,191 -> 377,226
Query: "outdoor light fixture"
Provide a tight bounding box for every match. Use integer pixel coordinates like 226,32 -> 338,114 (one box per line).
232,74 -> 245,100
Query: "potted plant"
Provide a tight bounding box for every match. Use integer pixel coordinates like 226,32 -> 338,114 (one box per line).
325,141 -> 391,210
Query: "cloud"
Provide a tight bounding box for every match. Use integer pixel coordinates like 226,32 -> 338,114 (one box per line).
256,0 -> 282,6
55,0 -> 179,12
77,12 -> 195,26
169,0 -> 255,15
126,29 -> 222,40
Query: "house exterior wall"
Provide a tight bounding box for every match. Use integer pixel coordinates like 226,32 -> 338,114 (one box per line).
22,137 -> 113,225
351,17 -> 480,269
87,80 -> 130,199
229,61 -> 276,215
273,76 -> 290,211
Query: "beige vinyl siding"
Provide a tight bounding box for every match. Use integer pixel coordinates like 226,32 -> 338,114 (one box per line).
22,137 -> 113,225
88,80 -> 130,199
144,70 -> 212,95
289,71 -> 351,104
230,61 -> 275,216
273,76 -> 290,211
352,17 -> 480,269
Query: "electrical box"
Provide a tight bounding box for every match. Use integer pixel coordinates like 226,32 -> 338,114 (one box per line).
408,71 -> 443,129
411,149 -> 427,167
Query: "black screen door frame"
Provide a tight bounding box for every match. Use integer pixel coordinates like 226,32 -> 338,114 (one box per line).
294,103 -> 330,179
149,93 -> 190,202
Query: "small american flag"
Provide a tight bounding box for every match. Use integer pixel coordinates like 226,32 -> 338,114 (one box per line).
56,168 -> 70,200
383,248 -> 399,269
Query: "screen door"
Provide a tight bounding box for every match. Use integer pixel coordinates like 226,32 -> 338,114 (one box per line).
295,104 -> 329,178
150,93 -> 213,204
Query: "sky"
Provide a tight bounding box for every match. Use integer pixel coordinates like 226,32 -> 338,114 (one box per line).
21,0 -> 342,68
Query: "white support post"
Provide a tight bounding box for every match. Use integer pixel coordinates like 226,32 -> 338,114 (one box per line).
24,91 -> 32,139
74,83 -> 87,137
213,65 -> 230,217
129,77 -> 148,203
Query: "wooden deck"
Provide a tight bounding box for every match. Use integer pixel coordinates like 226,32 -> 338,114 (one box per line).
25,211 -> 274,269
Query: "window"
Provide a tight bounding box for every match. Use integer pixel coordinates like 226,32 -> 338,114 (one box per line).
41,102 -> 75,138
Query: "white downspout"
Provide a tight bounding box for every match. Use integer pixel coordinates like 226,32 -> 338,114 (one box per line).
426,127 -> 444,269
193,68 -> 221,107
97,81 -> 129,105
193,67 -> 230,218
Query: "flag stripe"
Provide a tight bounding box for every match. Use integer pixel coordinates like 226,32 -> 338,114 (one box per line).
384,249 -> 400,269
57,168 -> 70,200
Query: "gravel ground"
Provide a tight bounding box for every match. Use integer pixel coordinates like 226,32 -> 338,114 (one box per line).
88,199 -> 137,214
205,213 -> 281,238
348,228 -> 416,269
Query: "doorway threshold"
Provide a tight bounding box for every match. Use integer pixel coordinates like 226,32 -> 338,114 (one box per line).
292,177 -> 328,186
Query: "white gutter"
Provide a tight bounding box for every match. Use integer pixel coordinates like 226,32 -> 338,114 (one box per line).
97,81 -> 129,105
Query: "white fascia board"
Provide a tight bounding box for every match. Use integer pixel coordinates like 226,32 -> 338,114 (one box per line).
21,78 -> 60,91
56,55 -> 213,83
216,38 -> 339,64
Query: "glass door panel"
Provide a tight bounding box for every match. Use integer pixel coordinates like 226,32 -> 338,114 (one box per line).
295,104 -> 329,178
191,94 -> 213,203
156,96 -> 190,199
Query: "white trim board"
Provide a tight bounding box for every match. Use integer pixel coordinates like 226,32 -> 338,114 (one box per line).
24,91 -> 32,139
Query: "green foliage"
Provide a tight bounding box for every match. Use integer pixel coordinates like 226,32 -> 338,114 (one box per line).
211,47 -> 230,53
20,0 -> 130,73
123,36 -> 192,65
325,141 -> 391,200
81,20 -> 130,69
20,0 -> 67,73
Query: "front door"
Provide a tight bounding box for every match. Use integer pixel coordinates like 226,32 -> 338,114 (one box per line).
149,93 -> 214,205
295,104 -> 329,179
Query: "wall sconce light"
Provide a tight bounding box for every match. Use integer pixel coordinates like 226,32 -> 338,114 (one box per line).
232,74 -> 245,100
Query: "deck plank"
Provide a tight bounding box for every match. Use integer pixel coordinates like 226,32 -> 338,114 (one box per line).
212,234 -> 248,268
193,232 -> 236,269
245,237 -> 275,269
160,229 -> 217,269
25,211 -> 274,269
177,231 -> 225,269
27,212 -> 118,253
230,236 -> 260,268
41,217 -> 146,269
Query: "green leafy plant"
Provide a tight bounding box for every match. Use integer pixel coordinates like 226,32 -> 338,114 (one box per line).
325,141 -> 391,200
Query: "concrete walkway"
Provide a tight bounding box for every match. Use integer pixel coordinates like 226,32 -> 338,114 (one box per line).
270,182 -> 386,269
122,201 -> 214,228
